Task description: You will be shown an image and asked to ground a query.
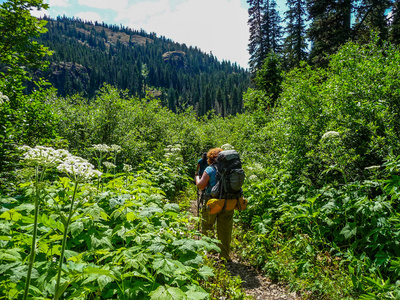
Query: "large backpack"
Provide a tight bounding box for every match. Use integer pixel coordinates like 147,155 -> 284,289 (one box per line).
211,150 -> 245,201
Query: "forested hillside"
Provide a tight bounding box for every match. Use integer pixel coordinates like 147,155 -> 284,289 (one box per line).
35,16 -> 250,116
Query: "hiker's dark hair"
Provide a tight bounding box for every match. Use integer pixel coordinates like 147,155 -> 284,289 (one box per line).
207,148 -> 223,165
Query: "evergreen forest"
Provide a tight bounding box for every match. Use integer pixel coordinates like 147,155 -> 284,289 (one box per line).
34,16 -> 250,117
2,0 -> 400,299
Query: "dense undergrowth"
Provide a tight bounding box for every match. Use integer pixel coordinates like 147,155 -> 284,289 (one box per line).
2,36 -> 400,299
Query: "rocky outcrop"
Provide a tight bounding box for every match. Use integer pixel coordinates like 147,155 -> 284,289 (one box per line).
162,51 -> 186,68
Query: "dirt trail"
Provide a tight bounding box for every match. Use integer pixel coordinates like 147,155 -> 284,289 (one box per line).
188,198 -> 300,300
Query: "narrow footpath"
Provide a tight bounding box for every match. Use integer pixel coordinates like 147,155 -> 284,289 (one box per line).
189,198 -> 300,300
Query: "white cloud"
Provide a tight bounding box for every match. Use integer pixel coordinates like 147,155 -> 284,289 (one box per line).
78,0 -> 128,10
117,0 -> 249,68
75,11 -> 104,23
48,0 -> 70,7
116,0 -> 170,25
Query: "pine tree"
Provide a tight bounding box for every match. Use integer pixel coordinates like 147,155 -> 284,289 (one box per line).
247,0 -> 283,74
307,0 -> 353,66
354,0 -> 392,43
390,0 -> 400,44
284,0 -> 308,68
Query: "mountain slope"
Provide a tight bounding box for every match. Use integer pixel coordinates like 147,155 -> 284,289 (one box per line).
37,16 -> 250,116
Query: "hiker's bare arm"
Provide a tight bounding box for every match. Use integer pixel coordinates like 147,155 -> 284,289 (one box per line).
196,172 -> 209,190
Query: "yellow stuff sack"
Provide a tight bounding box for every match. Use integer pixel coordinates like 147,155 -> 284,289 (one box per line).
235,197 -> 248,211
206,197 -> 248,214
206,198 -> 238,215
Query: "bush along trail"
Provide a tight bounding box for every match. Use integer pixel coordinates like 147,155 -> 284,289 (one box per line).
0,144 -> 222,299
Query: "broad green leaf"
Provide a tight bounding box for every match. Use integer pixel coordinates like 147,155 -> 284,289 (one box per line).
149,285 -> 186,300
198,266 -> 214,279
0,261 -> 20,273
126,211 -> 137,221
164,203 -> 180,212
140,206 -> 163,218
183,284 -> 209,300
15,203 -> 35,213
69,221 -> 84,238
0,209 -> 22,221
153,257 -> 177,276
98,274 -> 114,290
122,271 -> 154,282
54,281 -> 70,300
186,291 -> 209,300
84,266 -> 116,279
0,249 -> 23,261
340,223 -> 357,239
149,242 -> 165,253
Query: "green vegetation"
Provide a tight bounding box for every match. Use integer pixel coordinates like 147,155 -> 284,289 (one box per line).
2,0 -> 400,299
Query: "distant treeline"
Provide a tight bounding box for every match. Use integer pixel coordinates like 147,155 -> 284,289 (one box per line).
36,16 -> 250,116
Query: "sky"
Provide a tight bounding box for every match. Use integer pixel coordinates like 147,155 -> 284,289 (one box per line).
2,0 -> 287,69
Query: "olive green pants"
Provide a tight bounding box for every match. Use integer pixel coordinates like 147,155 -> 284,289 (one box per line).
202,207 -> 234,260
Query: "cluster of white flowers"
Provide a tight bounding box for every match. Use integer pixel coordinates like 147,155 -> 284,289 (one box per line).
110,144 -> 122,153
221,144 -> 235,150
248,174 -> 259,182
164,144 -> 183,161
164,144 -> 181,154
0,92 -> 9,105
103,162 -> 116,169
19,145 -> 102,183
19,145 -> 70,168
57,155 -> 102,183
123,164 -> 132,173
91,144 -> 111,152
321,131 -> 340,140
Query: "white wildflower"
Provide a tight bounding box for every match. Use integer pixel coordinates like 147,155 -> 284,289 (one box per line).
248,174 -> 259,182
365,165 -> 381,170
110,144 -> 122,153
91,144 -> 111,153
165,144 -> 181,154
123,164 -> 132,173
0,92 -> 9,105
221,144 -> 234,150
19,145 -> 70,168
57,155 -> 102,183
321,131 -> 340,140
103,162 -> 116,169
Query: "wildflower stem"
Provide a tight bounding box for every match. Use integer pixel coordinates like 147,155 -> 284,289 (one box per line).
23,167 -> 40,300
54,180 -> 79,300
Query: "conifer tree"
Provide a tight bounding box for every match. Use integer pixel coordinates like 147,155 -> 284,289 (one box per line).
390,0 -> 400,44
248,0 -> 266,74
284,0 -> 308,68
307,0 -> 353,66
354,0 -> 392,43
247,0 -> 283,75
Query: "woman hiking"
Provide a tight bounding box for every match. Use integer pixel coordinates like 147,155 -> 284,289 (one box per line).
195,152 -> 208,178
195,147 -> 234,262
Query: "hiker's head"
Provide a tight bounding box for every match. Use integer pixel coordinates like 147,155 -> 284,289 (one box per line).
202,152 -> 207,160
207,148 -> 223,165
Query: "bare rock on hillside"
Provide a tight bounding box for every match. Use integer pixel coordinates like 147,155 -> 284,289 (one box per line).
162,51 -> 186,68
